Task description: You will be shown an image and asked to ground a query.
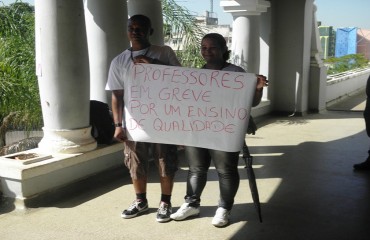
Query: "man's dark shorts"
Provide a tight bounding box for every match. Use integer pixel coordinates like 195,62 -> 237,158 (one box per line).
123,141 -> 178,179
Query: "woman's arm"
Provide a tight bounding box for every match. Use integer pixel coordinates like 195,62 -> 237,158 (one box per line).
252,75 -> 268,107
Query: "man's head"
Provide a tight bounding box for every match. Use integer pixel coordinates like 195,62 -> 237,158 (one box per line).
127,15 -> 153,45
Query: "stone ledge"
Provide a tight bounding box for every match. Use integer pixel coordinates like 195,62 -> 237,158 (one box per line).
0,142 -> 124,209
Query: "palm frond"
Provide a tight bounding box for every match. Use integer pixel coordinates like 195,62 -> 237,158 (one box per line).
162,0 -> 206,68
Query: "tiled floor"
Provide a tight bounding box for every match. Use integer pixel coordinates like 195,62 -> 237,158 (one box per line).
1,90 -> 369,240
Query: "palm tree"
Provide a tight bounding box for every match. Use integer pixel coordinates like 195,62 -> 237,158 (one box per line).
162,0 -> 206,68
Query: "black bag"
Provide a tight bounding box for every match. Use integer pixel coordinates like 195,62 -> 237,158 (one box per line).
90,100 -> 115,144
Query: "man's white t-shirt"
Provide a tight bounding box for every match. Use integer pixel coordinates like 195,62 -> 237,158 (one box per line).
106,45 -> 181,91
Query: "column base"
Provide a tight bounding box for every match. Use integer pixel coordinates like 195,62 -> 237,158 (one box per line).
38,126 -> 97,154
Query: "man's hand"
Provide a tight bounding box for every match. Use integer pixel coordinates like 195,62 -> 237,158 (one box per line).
113,127 -> 127,142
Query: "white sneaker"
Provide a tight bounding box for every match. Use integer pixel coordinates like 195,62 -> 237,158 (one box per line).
211,207 -> 230,227
170,203 -> 200,221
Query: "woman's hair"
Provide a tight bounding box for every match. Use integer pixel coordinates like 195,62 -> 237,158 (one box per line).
202,33 -> 231,61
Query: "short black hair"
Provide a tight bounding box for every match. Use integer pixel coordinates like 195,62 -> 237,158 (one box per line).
129,14 -> 152,29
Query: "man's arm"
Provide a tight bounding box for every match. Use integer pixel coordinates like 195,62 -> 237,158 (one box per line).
112,90 -> 126,141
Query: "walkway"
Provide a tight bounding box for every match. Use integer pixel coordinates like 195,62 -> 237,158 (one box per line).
0,90 -> 369,240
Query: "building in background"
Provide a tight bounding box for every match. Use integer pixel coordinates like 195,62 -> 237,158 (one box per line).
198,11 -> 232,46
335,27 -> 357,58
318,25 -> 370,60
318,25 -> 335,59
357,29 -> 370,60
167,11 -> 232,51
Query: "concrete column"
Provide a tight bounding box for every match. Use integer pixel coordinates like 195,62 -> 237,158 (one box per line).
127,0 -> 164,45
268,0 -> 314,115
221,1 -> 270,73
221,0 -> 271,106
308,1 -> 327,112
230,15 -> 260,72
84,0 -> 129,104
35,0 -> 96,153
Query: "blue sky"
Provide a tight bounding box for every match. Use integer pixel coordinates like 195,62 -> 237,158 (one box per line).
176,0 -> 370,29
315,0 -> 370,29
2,0 -> 369,29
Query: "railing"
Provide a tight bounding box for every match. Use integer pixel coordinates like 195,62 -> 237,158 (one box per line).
327,67 -> 370,82
326,67 -> 370,106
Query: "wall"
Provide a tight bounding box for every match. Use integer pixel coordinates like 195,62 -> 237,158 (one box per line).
326,68 -> 370,106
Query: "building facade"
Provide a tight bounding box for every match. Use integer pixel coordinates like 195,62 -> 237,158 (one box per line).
335,27 -> 357,58
319,26 -> 335,59
357,28 -> 370,60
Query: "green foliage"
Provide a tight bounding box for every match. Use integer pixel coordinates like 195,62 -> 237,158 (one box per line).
0,0 -> 206,147
162,0 -> 206,68
324,54 -> 369,75
0,1 -> 41,146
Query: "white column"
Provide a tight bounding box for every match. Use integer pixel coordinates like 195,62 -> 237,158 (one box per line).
127,0 -> 164,45
84,0 -> 129,104
35,0 -> 97,153
308,1 -> 327,112
231,15 -> 260,72
221,0 -> 270,73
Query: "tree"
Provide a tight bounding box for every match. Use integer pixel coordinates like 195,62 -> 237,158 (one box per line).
162,0 -> 206,68
324,53 -> 369,75
0,1 -> 40,147
0,0 -> 206,148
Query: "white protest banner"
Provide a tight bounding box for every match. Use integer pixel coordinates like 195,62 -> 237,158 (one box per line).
124,63 -> 257,152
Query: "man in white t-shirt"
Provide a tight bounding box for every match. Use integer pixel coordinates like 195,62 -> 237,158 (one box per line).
106,14 -> 181,223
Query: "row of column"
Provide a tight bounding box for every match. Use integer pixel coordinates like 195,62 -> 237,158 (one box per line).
35,0 -> 164,154
222,0 -> 326,114
35,0 -> 322,154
